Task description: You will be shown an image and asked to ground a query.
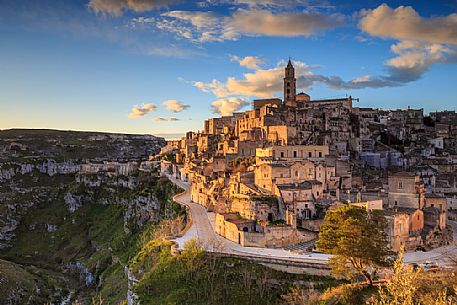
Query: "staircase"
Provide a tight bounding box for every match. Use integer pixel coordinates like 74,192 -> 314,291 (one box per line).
284,238 -> 318,253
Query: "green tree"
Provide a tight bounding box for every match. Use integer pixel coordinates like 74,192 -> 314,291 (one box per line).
316,205 -> 392,285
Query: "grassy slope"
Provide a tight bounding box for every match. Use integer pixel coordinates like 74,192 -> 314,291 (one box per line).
1,187 -> 138,304
0,176 -> 184,305
0,258 -> 68,304
131,239 -> 341,305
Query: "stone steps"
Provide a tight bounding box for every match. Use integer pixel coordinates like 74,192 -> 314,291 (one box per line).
284,238 -> 318,252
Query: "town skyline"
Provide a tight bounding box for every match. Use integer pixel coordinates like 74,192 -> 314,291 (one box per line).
1,0 -> 457,137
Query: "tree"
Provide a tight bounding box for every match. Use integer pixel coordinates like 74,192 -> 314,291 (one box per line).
180,238 -> 204,280
372,247 -> 418,305
316,205 -> 392,285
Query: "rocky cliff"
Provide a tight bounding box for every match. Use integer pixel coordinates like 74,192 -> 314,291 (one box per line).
0,129 -> 182,305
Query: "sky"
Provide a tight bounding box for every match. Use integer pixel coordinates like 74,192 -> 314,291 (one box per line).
1,0 -> 457,138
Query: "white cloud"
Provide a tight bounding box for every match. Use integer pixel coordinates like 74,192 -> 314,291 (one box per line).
88,0 -> 179,17
128,103 -> 157,118
154,9 -> 344,42
163,100 -> 190,112
157,11 -> 223,42
358,4 -> 457,84
385,40 -> 457,82
359,4 -> 457,46
227,9 -> 343,38
152,117 -> 180,122
211,98 -> 250,116
230,55 -> 265,70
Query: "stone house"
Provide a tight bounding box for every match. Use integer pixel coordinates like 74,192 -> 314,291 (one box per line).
230,194 -> 278,222
215,213 -> 300,248
276,181 -> 323,227
388,172 -> 425,209
424,194 -> 447,229
385,208 -> 424,252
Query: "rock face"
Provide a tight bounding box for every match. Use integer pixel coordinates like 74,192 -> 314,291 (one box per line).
64,193 -> 83,213
0,129 -> 166,250
0,189 -> 51,249
0,161 -> 80,182
76,174 -> 138,189
64,262 -> 95,286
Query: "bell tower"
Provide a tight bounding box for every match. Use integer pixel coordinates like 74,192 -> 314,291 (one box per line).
283,58 -> 296,105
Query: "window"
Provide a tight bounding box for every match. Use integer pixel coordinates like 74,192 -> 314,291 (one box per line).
399,181 -> 403,189
319,152 -> 322,158
293,151 -> 297,158
295,171 -> 299,177
281,152 -> 284,158
395,201 -> 398,205
309,152 -> 312,157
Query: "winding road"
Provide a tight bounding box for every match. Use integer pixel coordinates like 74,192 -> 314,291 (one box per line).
168,175 -> 457,268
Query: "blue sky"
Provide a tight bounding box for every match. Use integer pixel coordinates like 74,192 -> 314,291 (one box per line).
0,0 -> 456,137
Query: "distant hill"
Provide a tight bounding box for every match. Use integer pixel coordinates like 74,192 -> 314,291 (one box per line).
0,128 -> 166,161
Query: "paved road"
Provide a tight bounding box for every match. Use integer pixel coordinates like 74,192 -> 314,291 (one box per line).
169,175 -> 329,265
168,175 -> 457,267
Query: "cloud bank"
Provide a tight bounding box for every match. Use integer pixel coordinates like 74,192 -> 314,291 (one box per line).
194,58 -> 399,99
359,4 -> 457,84
192,4 -> 457,100
359,4 -> 457,46
88,0 -> 179,16
155,9 -> 344,42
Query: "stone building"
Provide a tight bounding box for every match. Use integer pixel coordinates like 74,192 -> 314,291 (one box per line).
388,172 -> 425,209
385,208 -> 424,251
215,213 -> 301,248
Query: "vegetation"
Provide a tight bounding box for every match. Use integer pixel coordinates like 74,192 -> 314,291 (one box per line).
132,238 -> 341,305
316,205 -> 392,285
0,258 -> 66,304
0,171 -> 184,304
371,248 -> 457,305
